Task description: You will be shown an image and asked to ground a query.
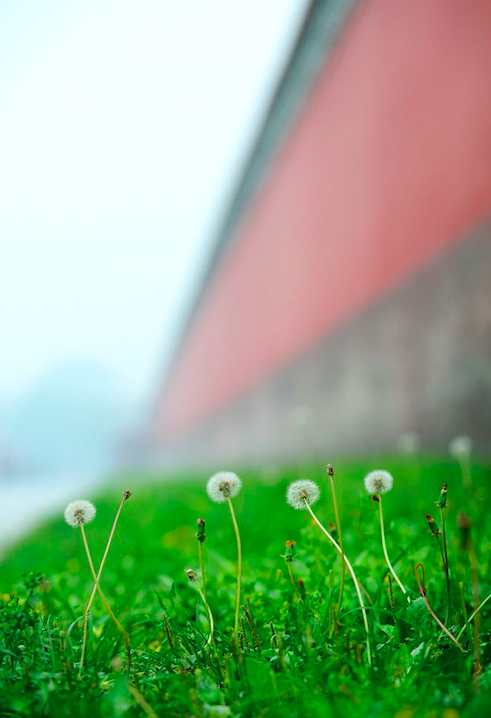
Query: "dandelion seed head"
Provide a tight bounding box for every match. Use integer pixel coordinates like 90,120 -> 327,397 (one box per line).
185,568 -> 201,583
286,479 -> 320,510
449,435 -> 472,459
364,470 -> 393,495
64,500 -> 96,527
397,431 -> 421,456
207,471 -> 242,503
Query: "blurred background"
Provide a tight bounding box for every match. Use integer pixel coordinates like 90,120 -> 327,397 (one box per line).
1,0 -> 491,546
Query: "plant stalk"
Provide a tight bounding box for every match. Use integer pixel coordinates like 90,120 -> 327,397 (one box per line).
456,591 -> 491,642
80,492 -> 129,673
439,506 -> 451,625
198,540 -> 216,648
415,563 -> 464,652
304,501 -> 372,666
468,538 -> 482,676
227,497 -> 242,639
327,466 -> 346,630
378,495 -> 407,597
79,523 -> 131,671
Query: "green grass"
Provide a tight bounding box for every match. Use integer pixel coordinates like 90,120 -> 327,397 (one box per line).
1,458 -> 491,717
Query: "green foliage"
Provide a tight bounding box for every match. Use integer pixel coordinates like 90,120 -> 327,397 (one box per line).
1,458 -> 491,717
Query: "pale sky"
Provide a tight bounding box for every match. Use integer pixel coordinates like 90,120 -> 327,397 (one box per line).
0,0 -> 307,408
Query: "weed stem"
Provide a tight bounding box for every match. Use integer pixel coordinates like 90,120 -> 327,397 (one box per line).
415,563 -> 464,652
304,500 -> 372,666
456,591 -> 491,643
327,466 -> 346,629
378,496 -> 408,598
439,506 -> 451,624
127,681 -> 158,718
80,492 -> 130,674
227,497 -> 242,639
79,523 -> 131,671
197,540 -> 216,649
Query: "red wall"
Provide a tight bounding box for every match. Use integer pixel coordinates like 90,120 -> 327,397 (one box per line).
155,0 -> 491,440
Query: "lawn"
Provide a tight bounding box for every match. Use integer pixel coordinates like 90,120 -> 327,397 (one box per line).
1,458 -> 491,717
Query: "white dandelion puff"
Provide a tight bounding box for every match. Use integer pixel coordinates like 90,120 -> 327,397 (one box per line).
206,471 -> 243,635
364,470 -> 393,495
206,471 -> 242,503
449,435 -> 473,459
286,479 -> 320,510
64,500 -> 96,528
185,568 -> 201,583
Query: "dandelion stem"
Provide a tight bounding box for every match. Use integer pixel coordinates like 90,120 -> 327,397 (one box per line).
304,500 -> 372,666
80,492 -> 130,674
415,563 -> 464,652
468,537 -> 482,676
227,497 -> 242,639
287,563 -> 302,601
127,682 -> 158,718
459,456 -> 472,493
79,523 -> 131,671
197,540 -> 216,648
327,466 -> 346,629
195,582 -> 215,646
457,581 -> 471,641
436,533 -> 450,620
440,506 -> 451,624
378,496 -> 407,597
456,590 -> 491,642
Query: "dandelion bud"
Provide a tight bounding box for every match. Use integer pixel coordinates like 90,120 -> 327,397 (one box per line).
328,521 -> 337,536
425,514 -> 440,536
364,470 -> 393,496
457,511 -> 472,550
123,490 -> 132,501
436,483 -> 447,509
297,578 -> 306,599
286,479 -> 320,510
284,540 -> 295,562
64,500 -> 96,528
196,518 -> 206,543
457,510 -> 472,530
326,464 -> 334,477
206,471 -> 242,503
185,568 -> 198,583
449,435 -> 472,459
